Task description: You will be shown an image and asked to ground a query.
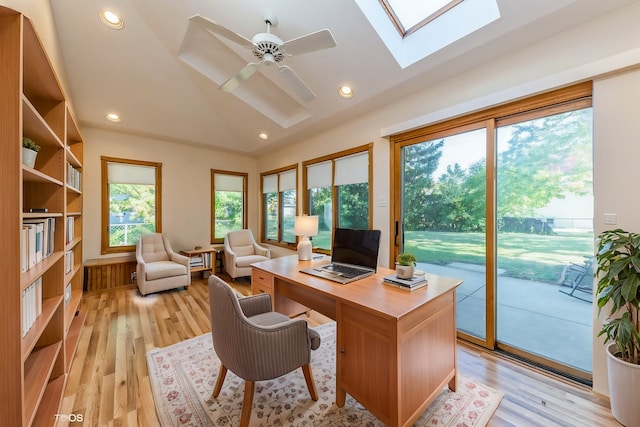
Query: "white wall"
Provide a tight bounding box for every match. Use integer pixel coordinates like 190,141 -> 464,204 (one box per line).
82,128 -> 259,259
591,68 -> 640,396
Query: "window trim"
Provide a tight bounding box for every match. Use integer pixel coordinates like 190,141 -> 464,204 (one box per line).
260,164 -> 299,249
100,156 -> 162,254
302,143 -> 374,253
210,169 -> 248,244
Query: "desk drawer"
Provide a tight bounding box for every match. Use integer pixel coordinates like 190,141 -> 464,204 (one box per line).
251,269 -> 273,295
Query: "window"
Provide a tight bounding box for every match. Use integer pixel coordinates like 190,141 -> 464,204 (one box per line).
303,144 -> 372,252
211,170 -> 247,243
381,0 -> 463,37
101,157 -> 161,254
354,0 -> 499,68
261,166 -> 297,247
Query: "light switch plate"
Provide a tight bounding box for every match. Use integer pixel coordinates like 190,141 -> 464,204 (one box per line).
604,213 -> 617,225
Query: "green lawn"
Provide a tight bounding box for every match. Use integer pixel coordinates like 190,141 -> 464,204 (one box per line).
404,230 -> 594,284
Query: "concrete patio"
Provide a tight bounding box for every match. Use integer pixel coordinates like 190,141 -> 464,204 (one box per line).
419,262 -> 593,373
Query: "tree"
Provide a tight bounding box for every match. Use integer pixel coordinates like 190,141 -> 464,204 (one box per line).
402,140 -> 444,230
109,183 -> 156,223
434,161 -> 486,231
338,183 -> 369,229
497,108 -> 593,218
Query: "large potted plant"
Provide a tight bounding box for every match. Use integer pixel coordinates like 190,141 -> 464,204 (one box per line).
596,229 -> 640,427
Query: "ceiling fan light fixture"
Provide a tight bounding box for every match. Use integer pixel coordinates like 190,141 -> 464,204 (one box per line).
338,85 -> 354,98
105,113 -> 122,122
100,9 -> 124,29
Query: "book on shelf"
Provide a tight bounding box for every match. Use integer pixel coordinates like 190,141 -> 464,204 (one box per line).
22,277 -> 42,337
65,250 -> 74,274
65,283 -> 72,306
382,273 -> 428,291
66,216 -> 74,244
21,227 -> 28,273
67,163 -> 82,191
21,217 -> 56,272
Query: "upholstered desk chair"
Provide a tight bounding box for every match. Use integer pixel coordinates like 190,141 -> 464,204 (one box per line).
135,233 -> 190,296
208,276 -> 320,427
223,229 -> 270,280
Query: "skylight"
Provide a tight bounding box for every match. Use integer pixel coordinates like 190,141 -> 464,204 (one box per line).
381,0 -> 463,37
355,0 -> 500,68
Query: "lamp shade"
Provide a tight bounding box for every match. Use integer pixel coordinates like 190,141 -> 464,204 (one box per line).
294,215 -> 319,237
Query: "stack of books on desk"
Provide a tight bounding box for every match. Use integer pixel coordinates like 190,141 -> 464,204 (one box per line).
383,274 -> 428,291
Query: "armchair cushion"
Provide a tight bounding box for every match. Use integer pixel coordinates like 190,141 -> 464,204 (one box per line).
144,260 -> 188,281
236,254 -> 270,268
234,245 -> 256,257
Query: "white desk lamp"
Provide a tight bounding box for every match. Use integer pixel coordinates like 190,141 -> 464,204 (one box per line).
294,215 -> 319,260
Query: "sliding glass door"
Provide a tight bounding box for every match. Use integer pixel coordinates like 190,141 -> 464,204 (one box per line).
495,107 -> 594,377
392,83 -> 594,381
401,126 -> 489,342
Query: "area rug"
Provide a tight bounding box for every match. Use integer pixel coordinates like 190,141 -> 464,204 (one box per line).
147,323 -> 503,426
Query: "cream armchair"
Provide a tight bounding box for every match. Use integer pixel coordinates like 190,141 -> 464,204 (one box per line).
136,233 -> 190,296
224,229 -> 270,280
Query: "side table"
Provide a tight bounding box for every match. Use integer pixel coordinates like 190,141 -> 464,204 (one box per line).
181,245 -> 225,279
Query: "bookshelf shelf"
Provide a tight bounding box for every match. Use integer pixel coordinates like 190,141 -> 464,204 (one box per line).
24,341 -> 62,426
22,165 -> 64,186
1,6 -> 85,426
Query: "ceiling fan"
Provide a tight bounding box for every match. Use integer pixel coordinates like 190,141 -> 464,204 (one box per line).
189,14 -> 337,102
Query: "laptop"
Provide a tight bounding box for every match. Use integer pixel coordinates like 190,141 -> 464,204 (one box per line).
300,228 -> 381,284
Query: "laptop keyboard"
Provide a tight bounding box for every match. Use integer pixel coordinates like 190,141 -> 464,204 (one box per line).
327,264 -> 371,277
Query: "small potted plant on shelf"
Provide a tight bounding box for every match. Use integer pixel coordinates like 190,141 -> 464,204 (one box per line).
396,252 -> 417,279
595,228 -> 640,427
22,137 -> 40,168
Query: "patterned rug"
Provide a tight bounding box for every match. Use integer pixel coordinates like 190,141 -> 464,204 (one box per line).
147,323 -> 503,426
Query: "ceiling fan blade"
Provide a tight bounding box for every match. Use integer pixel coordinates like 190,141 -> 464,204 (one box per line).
188,14 -> 254,48
220,62 -> 260,92
279,65 -> 316,102
282,29 -> 337,56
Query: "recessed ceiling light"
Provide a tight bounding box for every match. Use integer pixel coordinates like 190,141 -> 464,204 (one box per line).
100,9 -> 124,29
105,113 -> 122,122
338,85 -> 354,98
258,132 -> 269,140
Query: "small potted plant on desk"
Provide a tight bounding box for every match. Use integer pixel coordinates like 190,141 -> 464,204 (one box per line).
396,252 -> 417,279
595,229 -> 640,427
22,137 -> 40,168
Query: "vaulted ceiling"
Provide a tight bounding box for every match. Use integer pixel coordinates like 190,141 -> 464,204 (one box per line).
50,0 -> 637,155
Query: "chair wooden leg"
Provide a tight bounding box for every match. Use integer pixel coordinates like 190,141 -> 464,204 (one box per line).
213,364 -> 228,398
302,364 -> 318,401
240,380 -> 255,427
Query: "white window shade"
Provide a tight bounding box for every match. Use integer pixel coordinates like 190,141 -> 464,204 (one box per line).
262,174 -> 277,193
334,152 -> 368,185
307,161 -> 332,189
215,174 -> 244,192
279,170 -> 296,191
108,163 -> 156,185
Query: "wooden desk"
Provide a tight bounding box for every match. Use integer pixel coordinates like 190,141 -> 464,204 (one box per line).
251,255 -> 463,427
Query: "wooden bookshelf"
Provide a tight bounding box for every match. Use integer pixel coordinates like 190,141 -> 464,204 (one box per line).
0,6 -> 85,426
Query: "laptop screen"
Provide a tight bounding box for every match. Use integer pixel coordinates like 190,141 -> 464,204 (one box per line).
331,228 -> 381,270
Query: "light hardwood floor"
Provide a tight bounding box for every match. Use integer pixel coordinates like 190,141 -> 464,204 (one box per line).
60,275 -> 617,426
